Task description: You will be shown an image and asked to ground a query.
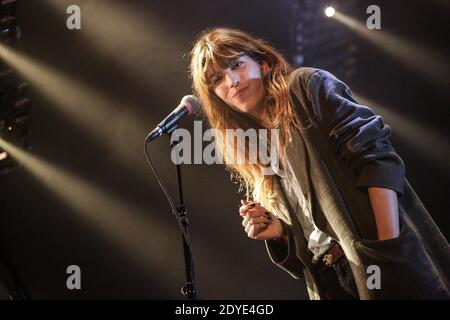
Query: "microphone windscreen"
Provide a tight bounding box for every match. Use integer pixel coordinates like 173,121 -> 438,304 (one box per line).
181,95 -> 201,114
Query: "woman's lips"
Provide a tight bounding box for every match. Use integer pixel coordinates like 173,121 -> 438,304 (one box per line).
232,86 -> 248,99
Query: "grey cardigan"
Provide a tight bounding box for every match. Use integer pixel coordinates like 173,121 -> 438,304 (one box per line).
264,68 -> 450,299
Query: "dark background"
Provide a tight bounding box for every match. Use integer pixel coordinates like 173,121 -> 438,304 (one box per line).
0,0 -> 448,299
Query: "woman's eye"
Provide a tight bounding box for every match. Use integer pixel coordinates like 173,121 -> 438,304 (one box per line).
233,61 -> 244,69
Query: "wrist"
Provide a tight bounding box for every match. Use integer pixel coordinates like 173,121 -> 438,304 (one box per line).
272,221 -> 288,242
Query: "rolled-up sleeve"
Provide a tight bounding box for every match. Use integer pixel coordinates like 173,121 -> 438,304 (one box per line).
304,69 -> 405,196
265,219 -> 305,279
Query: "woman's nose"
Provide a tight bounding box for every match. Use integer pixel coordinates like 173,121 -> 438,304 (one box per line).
226,71 -> 240,88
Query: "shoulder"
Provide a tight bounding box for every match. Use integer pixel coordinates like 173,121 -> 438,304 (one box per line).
287,67 -> 318,87
288,67 -> 340,89
288,68 -> 350,101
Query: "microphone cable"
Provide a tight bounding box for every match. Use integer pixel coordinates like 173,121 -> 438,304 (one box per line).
144,140 -> 192,248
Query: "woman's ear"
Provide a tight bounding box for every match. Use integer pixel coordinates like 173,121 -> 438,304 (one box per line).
261,61 -> 270,76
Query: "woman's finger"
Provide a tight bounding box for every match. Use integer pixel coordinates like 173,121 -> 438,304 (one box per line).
245,221 -> 252,234
242,208 -> 266,226
248,222 -> 268,238
242,214 -> 250,227
247,208 -> 271,218
239,203 -> 253,216
239,201 -> 261,216
248,216 -> 272,226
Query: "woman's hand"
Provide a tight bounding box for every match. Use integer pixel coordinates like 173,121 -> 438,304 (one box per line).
239,200 -> 286,241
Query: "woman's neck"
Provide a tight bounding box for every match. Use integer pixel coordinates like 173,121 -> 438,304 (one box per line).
248,102 -> 272,128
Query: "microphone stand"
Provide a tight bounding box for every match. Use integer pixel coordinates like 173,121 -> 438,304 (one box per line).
170,137 -> 197,300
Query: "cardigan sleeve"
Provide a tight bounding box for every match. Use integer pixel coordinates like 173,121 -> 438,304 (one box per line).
264,219 -> 305,279
291,68 -> 406,196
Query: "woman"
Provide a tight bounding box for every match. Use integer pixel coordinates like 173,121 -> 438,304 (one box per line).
189,27 -> 450,299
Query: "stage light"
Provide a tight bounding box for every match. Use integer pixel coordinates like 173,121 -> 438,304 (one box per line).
0,44 -> 153,174
0,0 -> 30,175
354,93 -> 450,173
334,11 -> 450,90
0,69 -> 31,165
0,144 -> 16,174
0,137 -> 220,290
0,0 -> 19,43
44,0 -> 185,93
325,6 -> 335,17
289,1 -> 357,81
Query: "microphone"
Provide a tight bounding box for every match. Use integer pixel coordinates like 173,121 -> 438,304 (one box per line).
145,95 -> 201,142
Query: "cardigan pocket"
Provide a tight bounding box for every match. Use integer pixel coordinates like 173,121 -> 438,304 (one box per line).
353,221 -> 448,299
357,215 -> 409,246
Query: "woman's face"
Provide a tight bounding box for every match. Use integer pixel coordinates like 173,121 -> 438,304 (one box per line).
208,54 -> 267,117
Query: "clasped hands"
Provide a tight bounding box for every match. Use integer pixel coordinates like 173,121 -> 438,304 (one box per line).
239,199 -> 286,241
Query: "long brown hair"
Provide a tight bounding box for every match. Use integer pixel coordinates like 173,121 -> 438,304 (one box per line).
189,27 -> 300,219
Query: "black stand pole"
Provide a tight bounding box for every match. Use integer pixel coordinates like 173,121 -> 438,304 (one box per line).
170,139 -> 197,300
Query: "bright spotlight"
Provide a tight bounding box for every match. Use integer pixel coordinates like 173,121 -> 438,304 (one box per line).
325,6 -> 335,17
0,151 -> 8,161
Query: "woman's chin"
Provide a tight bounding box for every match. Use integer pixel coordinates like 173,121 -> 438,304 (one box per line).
231,106 -> 252,114
229,102 -> 259,115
